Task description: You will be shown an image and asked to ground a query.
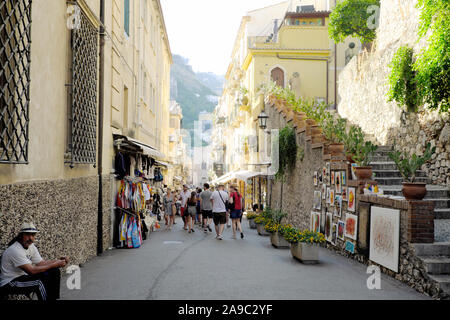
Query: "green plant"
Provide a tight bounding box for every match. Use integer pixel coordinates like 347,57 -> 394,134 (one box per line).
388,143 -> 436,183
276,126 -> 297,181
328,0 -> 380,45
343,125 -> 365,159
387,46 -> 419,112
320,112 -> 347,144
283,229 -> 326,244
297,147 -> 305,162
254,215 -> 267,225
246,212 -> 259,220
352,141 -> 377,166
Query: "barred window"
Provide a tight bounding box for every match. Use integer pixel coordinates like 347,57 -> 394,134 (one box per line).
0,0 -> 32,164
66,7 -> 98,166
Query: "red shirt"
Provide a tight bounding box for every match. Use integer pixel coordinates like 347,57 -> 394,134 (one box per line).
231,192 -> 242,210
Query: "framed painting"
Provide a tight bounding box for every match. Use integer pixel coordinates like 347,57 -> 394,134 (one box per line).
348,187 -> 356,212
331,171 -> 335,185
345,213 -> 358,240
369,206 -> 400,273
331,223 -> 338,245
335,172 -> 342,194
326,162 -> 330,184
313,191 -> 322,210
320,208 -> 326,234
350,163 -> 357,180
330,188 -> 335,207
342,186 -> 348,201
313,171 -> 318,186
338,220 -> 345,240
325,212 -> 333,242
326,187 -> 331,204
334,195 -> 342,217
342,171 -> 347,186
322,184 -> 326,199
345,241 -> 355,254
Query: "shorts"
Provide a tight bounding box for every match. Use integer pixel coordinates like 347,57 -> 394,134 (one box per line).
230,209 -> 242,219
202,210 -> 213,219
213,212 -> 227,225
187,206 -> 196,217
180,207 -> 185,217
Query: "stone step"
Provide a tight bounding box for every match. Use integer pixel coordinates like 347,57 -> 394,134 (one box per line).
436,221 -> 450,242
371,156 -> 393,162
435,209 -> 450,220
381,186 -> 450,199
414,243 -> 450,256
371,162 -> 400,171
373,170 -> 428,178
427,274 -> 450,296
374,176 -> 429,185
418,256 -> 450,274
430,199 -> 450,209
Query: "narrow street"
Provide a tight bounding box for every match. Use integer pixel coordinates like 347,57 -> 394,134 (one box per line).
61,217 -> 427,300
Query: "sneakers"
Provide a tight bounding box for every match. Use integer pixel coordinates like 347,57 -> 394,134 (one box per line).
241,232 -> 244,239
217,235 -> 223,240
204,228 -> 208,233
232,234 -> 237,239
191,229 -> 195,233
207,226 -> 212,232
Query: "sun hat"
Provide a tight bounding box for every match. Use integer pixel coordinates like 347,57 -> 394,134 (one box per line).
19,222 -> 40,233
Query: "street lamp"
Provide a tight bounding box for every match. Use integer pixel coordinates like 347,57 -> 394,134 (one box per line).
258,111 -> 269,130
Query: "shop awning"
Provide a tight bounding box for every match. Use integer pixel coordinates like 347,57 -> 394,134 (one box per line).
155,160 -> 172,168
128,138 -> 165,159
113,134 -> 165,159
211,171 -> 235,185
174,176 -> 182,181
234,170 -> 267,181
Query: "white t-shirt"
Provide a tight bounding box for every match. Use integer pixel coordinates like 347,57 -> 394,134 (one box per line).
0,241 -> 43,287
180,190 -> 191,207
211,190 -> 229,213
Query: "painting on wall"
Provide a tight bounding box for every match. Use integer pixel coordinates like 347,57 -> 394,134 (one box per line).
313,191 -> 322,210
331,171 -> 335,185
345,213 -> 358,240
330,189 -> 335,207
342,186 -> 348,201
320,208 -> 326,234
350,163 -> 357,180
319,171 -> 323,185
334,195 -> 342,217
323,166 -> 327,185
345,241 -> 355,254
331,223 -> 338,245
369,206 -> 400,273
342,171 -> 347,186
326,187 -> 331,204
326,163 -> 330,184
322,184 -> 326,199
338,220 -> 345,240
325,212 -> 333,242
310,211 -> 320,233
335,172 -> 342,194
313,171 -> 318,186
348,187 -> 356,212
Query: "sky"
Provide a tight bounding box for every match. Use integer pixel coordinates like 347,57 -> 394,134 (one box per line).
161,0 -> 290,75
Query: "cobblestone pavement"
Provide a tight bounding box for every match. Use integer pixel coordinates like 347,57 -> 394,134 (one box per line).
61,217 -> 429,300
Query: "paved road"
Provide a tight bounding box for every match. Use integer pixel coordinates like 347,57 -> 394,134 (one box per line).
61,217 -> 428,300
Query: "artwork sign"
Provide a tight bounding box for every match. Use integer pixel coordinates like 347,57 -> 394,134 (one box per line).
369,206 -> 400,273
342,186 -> 348,201
345,241 -> 355,254
313,171 -> 318,186
348,187 -> 356,212
335,171 -> 341,194
338,220 -> 345,240
345,213 -> 358,240
331,223 -> 338,245
325,212 -> 333,242
313,191 -> 322,210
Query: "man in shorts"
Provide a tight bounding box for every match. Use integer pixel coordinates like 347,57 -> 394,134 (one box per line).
210,184 -> 229,240
200,183 -> 213,233
179,184 -> 191,230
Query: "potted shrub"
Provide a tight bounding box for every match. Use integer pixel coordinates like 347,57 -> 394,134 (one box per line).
388,143 -> 435,200
321,112 -> 347,156
264,210 -> 289,248
284,229 -> 326,264
352,141 -> 377,180
255,208 -> 273,236
246,212 -> 259,229
343,125 -> 365,163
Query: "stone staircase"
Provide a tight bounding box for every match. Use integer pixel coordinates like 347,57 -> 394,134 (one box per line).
414,243 -> 450,297
371,146 -> 450,242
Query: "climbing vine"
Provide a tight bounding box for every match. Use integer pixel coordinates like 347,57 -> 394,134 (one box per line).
276,126 -> 297,181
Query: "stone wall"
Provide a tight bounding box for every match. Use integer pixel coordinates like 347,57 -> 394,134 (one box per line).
337,0 -> 449,187
0,175 -> 112,266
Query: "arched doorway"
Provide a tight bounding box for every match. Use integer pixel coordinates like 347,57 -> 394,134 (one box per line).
271,67 -> 285,88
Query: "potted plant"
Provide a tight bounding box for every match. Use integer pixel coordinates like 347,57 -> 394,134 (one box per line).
266,223 -> 292,248
343,125 -> 365,163
321,112 -> 347,155
246,212 -> 259,229
284,229 -> 325,264
388,143 -> 435,200
255,208 -> 273,236
352,141 -> 377,180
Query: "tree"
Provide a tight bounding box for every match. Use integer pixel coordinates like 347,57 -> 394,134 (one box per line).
328,0 -> 380,45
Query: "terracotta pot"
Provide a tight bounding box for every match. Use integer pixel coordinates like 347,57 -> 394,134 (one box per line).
270,232 -> 290,249
402,182 -> 427,200
354,166 -> 373,180
312,134 -> 326,144
311,126 -> 322,135
290,243 -> 319,264
323,143 -> 331,156
328,143 -> 345,156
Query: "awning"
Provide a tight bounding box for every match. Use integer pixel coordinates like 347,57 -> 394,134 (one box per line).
211,171 -> 234,185
155,160 -> 172,168
113,134 -> 165,159
128,138 -> 165,159
174,176 -> 182,181
234,170 -> 268,181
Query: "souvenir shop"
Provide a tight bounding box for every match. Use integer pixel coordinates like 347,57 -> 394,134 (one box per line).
112,135 -> 166,248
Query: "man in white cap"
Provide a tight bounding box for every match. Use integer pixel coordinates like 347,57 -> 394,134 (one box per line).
0,222 -> 68,300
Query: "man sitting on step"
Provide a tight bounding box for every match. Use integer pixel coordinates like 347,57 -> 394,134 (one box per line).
0,222 -> 69,300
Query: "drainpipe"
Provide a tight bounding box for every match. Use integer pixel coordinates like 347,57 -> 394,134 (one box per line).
97,0 -> 105,255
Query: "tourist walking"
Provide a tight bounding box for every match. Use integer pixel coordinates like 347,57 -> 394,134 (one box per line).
186,191 -> 197,233
200,183 -> 213,233
163,188 -> 175,230
210,184 -> 229,240
179,185 -> 191,230
196,187 -> 202,226
229,185 -> 244,239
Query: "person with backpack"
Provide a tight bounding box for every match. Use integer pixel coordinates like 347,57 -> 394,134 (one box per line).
229,185 -> 244,239
210,184 -> 229,240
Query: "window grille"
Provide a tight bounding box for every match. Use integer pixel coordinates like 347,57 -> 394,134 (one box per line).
67,8 -> 98,166
0,0 -> 32,164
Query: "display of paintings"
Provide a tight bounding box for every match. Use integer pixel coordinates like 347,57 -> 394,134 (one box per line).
331,223 -> 338,245
342,171 -> 347,186
345,241 -> 355,254
330,188 -> 335,207
348,187 -> 356,212
345,213 -> 358,240
331,171 -> 335,185
338,220 -> 345,240
335,172 -> 342,194
313,191 -> 321,210
351,163 -> 357,180
320,209 -> 326,234
321,184 -> 326,199
369,206 -> 400,273
342,186 -> 348,201
325,212 -> 333,242
326,187 -> 331,204
313,171 -> 318,186
334,195 -> 342,217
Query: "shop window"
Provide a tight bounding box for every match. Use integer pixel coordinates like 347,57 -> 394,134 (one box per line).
66,8 -> 98,166
0,0 -> 32,164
